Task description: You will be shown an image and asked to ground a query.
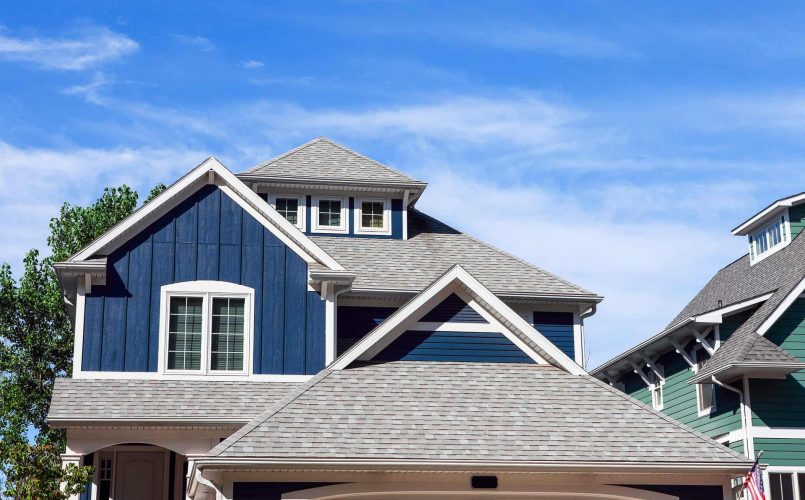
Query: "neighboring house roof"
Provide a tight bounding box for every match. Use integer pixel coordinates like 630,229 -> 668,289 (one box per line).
312,210 -> 601,301
239,137 -> 427,189
205,361 -> 749,468
47,378 -> 299,426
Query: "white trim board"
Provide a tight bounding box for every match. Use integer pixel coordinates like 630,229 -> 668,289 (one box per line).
732,192 -> 805,235
330,265 -> 585,375
758,276 -> 805,336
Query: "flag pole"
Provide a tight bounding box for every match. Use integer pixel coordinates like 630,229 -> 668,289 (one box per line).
737,450 -> 765,499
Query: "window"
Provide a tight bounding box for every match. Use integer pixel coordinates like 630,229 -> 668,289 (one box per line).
750,213 -> 790,263
160,282 -> 252,375
98,453 -> 113,500
312,196 -> 347,233
695,352 -> 716,416
275,197 -> 299,225
651,380 -> 664,411
356,198 -> 391,235
768,472 -> 802,500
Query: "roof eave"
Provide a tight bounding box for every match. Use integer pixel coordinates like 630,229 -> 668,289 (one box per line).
237,174 -> 428,192
47,416 -> 249,428
345,287 -> 603,303
732,191 -> 805,235
688,362 -> 805,385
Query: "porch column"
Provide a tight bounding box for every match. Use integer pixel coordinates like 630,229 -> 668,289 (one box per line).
60,452 -> 83,500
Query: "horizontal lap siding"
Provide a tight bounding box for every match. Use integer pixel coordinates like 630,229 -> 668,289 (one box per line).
789,204 -> 805,239
533,312 -> 574,359
82,185 -> 325,374
753,438 -> 805,466
420,293 -> 486,323
752,298 -> 805,427
373,330 -> 536,363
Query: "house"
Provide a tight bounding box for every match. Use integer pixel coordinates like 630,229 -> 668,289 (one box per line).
49,138 -> 752,500
591,192 -> 805,500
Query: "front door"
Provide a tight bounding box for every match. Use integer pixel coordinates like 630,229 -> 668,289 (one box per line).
113,451 -> 165,500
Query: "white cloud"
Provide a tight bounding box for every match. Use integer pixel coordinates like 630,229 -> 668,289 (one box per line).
239,59 -> 264,69
0,25 -> 138,71
172,34 -> 215,52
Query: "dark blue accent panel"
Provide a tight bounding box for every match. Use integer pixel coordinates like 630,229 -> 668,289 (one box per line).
391,198 -> 403,239
263,244 -> 285,373
101,251 -> 129,370
82,292 -> 105,370
533,311 -> 575,358
348,197 -> 355,235
373,330 -> 536,363
82,185 -> 326,374
336,306 -> 397,355
283,252 -> 307,374
305,291 -> 326,374
420,293 -> 486,323
124,236 -> 152,371
305,195 -> 312,233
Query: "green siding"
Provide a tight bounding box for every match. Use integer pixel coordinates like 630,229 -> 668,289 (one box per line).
729,439 -> 744,455
751,298 -> 805,427
789,204 -> 805,239
753,438 -> 805,466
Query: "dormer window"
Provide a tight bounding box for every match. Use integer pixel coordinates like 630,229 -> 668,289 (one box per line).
267,194 -> 305,231
312,196 -> 348,233
159,281 -> 253,375
749,212 -> 790,264
356,198 -> 391,235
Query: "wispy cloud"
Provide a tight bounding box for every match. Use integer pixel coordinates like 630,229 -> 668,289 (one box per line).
172,34 -> 215,52
239,59 -> 264,69
0,25 -> 138,71
463,25 -> 638,58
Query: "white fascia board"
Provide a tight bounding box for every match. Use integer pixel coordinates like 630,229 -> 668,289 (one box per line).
330,265 -> 585,375
694,293 -> 774,324
758,276 -> 805,336
69,157 -> 343,271
732,193 -> 805,235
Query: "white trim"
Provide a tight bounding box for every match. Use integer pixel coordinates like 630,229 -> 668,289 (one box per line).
733,193 -> 805,235
748,210 -> 791,265
311,195 -> 348,234
68,371 -> 310,381
650,376 -> 665,411
402,189 -> 409,240
694,293 -> 774,324
694,348 -> 716,417
267,193 -> 306,232
743,375 -> 755,460
573,311 -> 583,366
324,286 -> 336,365
406,321 -> 501,333
157,281 -> 254,377
752,426 -> 805,439
69,157 -> 343,271
354,197 -> 391,236
330,265 -> 585,374
72,280 -> 86,378
758,276 -> 805,335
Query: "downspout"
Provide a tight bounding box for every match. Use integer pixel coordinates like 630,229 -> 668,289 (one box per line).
579,305 -> 597,369
711,375 -> 752,459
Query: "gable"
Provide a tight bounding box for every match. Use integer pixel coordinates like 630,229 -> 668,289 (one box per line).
81,184 -> 325,375
371,330 -> 535,363
419,293 -> 486,323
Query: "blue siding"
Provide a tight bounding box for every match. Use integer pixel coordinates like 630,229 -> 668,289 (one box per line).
420,293 -> 486,323
533,311 -> 574,358
300,197 -> 404,239
373,330 -> 536,363
82,185 -> 325,374
336,306 -> 397,354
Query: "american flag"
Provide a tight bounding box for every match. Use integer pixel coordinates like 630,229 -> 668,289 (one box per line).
741,461 -> 765,500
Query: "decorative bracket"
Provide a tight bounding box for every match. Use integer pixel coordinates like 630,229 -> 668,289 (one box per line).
628,361 -> 653,387
691,326 -> 715,355
670,338 -> 696,368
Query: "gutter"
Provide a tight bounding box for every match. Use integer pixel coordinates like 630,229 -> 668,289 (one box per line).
689,361 -> 805,385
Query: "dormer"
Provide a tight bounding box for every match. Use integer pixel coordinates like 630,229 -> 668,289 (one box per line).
236,138 -> 427,240
732,191 -> 805,265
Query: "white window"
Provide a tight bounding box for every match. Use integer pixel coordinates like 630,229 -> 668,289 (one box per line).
750,212 -> 790,264
767,471 -> 805,500
694,351 -> 716,416
159,281 -> 253,375
651,379 -> 664,411
266,194 -> 305,231
312,196 -> 348,233
356,198 -> 391,235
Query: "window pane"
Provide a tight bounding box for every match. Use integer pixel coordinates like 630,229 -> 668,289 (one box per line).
276,198 -> 299,225
167,296 -> 203,370
210,297 -> 245,371
769,473 -> 794,500
361,201 -> 385,228
318,200 -> 342,227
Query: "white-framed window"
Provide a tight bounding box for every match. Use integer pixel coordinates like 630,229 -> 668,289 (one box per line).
650,380 -> 664,410
767,470 -> 805,500
158,281 -> 253,375
750,212 -> 790,264
312,196 -> 348,234
268,194 -> 305,231
355,197 -> 391,235
694,348 -> 716,416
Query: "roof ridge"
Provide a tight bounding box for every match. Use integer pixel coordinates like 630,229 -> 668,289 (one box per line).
584,375 -> 748,462
209,369 -> 333,456
317,137 -> 422,183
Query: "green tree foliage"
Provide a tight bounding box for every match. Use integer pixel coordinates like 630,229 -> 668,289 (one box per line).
0,184 -> 155,499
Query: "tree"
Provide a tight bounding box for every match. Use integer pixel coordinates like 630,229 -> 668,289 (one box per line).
0,184 -> 155,499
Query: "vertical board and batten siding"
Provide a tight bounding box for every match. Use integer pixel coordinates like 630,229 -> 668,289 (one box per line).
82,185 -> 325,375
533,312 -> 574,359
789,204 -> 805,239
622,309 -> 754,440
372,330 -> 536,363
751,298 -> 805,428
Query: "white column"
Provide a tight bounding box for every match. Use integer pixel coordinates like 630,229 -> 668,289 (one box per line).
60,452 -> 83,500
324,284 -> 337,365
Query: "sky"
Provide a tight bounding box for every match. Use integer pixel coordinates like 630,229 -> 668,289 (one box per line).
2,1 -> 805,367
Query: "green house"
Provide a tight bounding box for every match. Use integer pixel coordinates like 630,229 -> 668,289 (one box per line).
592,192 -> 805,500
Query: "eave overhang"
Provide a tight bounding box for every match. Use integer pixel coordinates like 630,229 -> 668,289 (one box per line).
732,191 -> 805,235
47,416 -> 248,429
688,361 -> 805,385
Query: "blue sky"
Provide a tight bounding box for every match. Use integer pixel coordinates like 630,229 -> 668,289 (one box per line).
2,1 -> 805,366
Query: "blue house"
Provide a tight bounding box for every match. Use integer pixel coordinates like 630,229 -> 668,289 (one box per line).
50,138 -> 751,500
592,192 -> 805,500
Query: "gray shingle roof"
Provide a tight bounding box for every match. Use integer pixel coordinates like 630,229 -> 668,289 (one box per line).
311,210 -> 600,300
210,361 -> 747,465
47,378 -> 300,425
240,137 -> 425,186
